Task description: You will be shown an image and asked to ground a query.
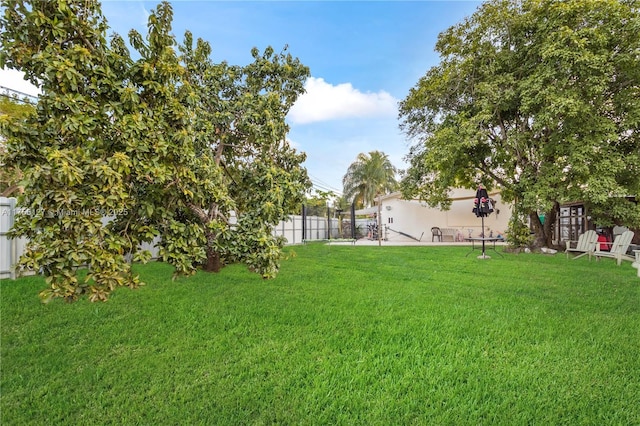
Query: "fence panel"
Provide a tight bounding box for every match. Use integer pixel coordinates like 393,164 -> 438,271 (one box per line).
0,197 -> 17,279
272,215 -> 340,243
139,236 -> 161,259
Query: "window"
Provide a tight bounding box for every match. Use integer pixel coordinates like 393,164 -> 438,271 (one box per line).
557,204 -> 587,242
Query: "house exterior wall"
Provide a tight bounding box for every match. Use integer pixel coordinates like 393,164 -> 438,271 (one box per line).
377,189 -> 512,243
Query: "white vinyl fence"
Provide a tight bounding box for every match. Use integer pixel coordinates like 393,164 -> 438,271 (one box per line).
1,197 -> 29,279
272,214 -> 340,243
0,197 -> 348,279
0,197 -> 16,279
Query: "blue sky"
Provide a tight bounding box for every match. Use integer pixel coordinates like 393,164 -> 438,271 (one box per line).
1,0 -> 483,196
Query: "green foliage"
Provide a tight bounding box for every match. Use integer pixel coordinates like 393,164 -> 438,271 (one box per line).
0,97 -> 34,195
399,0 -> 640,246
1,0 -> 141,301
179,32 -> 310,276
588,196 -> 640,228
0,0 -> 310,301
2,247 -> 639,423
506,209 -> 534,248
304,189 -> 335,216
342,150 -> 398,208
0,96 -> 33,118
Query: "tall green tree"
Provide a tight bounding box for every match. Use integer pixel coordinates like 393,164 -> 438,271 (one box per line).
0,0 -> 310,302
1,0 -> 144,301
399,0 -> 640,247
174,33 -> 310,276
342,151 -> 398,208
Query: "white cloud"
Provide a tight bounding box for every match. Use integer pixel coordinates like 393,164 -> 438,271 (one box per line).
0,68 -> 41,98
288,77 -> 398,124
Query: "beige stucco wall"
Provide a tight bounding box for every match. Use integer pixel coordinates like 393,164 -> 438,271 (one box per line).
376,189 -> 512,242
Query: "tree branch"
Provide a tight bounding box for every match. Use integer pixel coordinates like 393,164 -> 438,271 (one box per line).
186,202 -> 208,224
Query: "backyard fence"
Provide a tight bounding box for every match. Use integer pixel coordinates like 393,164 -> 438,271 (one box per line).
1,198 -> 30,279
0,197 -> 357,279
272,214 -> 353,243
1,197 -> 16,279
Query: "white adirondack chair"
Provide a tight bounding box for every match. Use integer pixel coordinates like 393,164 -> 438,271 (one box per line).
632,250 -> 640,278
565,230 -> 599,260
594,230 -> 635,266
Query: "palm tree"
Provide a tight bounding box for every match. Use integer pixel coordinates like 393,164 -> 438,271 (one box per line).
342,151 -> 398,208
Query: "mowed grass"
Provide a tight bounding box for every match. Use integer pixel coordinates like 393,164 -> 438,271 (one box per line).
1,244 -> 639,425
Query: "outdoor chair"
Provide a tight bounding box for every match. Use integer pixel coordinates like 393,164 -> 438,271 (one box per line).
594,230 -> 635,266
431,227 -> 442,242
440,228 -> 458,242
632,250 -> 640,278
565,230 -> 598,260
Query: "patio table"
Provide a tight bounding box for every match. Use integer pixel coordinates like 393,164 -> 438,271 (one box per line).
465,237 -> 504,258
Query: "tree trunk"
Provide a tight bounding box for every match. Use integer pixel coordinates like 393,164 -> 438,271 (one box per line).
203,246 -> 222,272
202,230 -> 222,272
529,212 -> 546,248
543,202 -> 560,248
530,202 -> 561,248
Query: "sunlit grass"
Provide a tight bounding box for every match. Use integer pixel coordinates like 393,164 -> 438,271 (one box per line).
1,244 -> 639,424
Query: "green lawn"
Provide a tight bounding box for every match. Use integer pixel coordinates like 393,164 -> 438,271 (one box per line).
1,244 -> 639,425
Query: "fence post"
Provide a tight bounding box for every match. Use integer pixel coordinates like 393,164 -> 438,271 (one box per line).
10,198 -> 16,279
301,205 -> 306,243
327,207 -> 331,240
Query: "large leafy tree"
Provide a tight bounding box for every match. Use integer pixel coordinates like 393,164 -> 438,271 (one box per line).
1,0 -> 144,301
172,32 -> 310,276
0,0 -> 310,301
399,0 -> 640,247
342,150 -> 398,208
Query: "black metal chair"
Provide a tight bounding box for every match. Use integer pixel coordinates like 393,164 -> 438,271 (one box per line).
431,227 -> 442,242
